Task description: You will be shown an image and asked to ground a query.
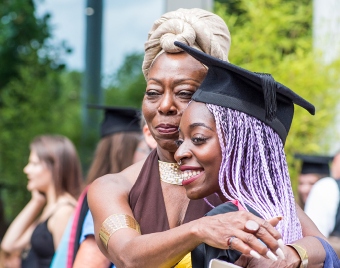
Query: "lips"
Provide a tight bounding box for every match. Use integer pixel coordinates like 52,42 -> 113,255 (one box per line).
155,124 -> 178,134
179,166 -> 204,186
182,170 -> 204,186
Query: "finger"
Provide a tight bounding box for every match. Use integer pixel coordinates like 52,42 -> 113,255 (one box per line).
226,234 -> 280,262
267,215 -> 283,228
244,220 -> 260,233
225,236 -> 262,260
250,220 -> 286,259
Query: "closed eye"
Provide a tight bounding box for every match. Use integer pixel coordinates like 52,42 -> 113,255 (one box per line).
174,139 -> 183,147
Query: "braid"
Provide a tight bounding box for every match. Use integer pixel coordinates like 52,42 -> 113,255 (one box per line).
206,103 -> 302,243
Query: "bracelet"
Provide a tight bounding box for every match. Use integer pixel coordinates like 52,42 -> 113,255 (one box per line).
99,214 -> 141,249
287,243 -> 308,268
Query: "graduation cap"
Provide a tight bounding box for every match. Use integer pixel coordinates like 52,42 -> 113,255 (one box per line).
174,41 -> 315,143
87,104 -> 141,138
295,154 -> 333,175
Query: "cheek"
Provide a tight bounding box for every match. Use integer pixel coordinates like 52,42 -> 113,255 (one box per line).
142,102 -> 156,122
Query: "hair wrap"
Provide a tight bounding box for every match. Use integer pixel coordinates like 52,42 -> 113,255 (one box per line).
142,8 -> 231,79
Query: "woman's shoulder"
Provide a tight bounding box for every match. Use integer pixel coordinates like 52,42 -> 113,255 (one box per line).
49,196 -> 76,221
90,160 -> 145,193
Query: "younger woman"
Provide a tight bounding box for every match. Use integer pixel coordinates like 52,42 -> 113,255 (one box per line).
1,135 -> 83,268
174,41 -> 337,267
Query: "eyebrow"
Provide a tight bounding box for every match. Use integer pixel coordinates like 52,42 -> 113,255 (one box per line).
148,78 -> 202,84
189,122 -> 213,131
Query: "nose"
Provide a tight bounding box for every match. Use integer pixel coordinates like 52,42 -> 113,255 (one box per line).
23,164 -> 29,174
158,91 -> 177,116
174,141 -> 192,165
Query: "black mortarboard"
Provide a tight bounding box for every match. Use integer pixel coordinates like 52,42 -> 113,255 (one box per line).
87,105 -> 141,138
294,154 -> 333,175
174,41 -> 315,143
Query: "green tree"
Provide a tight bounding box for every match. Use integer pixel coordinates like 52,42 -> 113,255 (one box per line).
105,52 -> 146,108
215,0 -> 340,196
0,0 -> 82,223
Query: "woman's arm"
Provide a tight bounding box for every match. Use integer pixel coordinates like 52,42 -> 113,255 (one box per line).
73,236 -> 111,268
88,169 -> 283,268
1,190 -> 46,252
296,203 -> 326,239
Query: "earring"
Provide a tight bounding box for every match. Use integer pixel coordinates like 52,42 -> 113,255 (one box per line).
177,160 -> 182,165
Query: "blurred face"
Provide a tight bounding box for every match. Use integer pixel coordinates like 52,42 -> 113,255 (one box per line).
298,173 -> 319,205
174,102 -> 222,200
142,52 -> 207,153
24,150 -> 53,193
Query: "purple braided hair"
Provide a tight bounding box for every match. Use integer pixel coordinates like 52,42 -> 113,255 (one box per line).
206,103 -> 302,243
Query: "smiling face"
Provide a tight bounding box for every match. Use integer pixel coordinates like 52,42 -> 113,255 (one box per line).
174,101 -> 223,200
24,150 -> 53,193
142,52 -> 207,156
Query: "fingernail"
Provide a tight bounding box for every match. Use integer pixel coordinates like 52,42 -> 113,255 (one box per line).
250,250 -> 261,259
266,250 -> 278,261
277,238 -> 285,251
276,248 -> 285,259
275,215 -> 283,221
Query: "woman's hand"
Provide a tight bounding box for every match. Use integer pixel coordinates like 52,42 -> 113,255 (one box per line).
196,211 -> 285,261
31,190 -> 46,206
234,245 -> 301,268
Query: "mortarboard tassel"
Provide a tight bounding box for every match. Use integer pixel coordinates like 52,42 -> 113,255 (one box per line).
259,73 -> 277,121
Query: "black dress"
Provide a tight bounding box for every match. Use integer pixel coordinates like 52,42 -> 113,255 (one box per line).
22,218 -> 54,268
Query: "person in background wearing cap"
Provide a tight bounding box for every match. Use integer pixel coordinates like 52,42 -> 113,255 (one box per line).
1,135 -> 83,268
305,151 -> 340,258
294,154 -> 332,209
51,106 -> 145,268
88,8 -> 326,268
174,41 -> 339,267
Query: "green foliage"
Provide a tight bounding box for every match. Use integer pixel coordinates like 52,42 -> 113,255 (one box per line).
105,52 -> 146,109
215,0 -> 340,196
0,0 -> 82,222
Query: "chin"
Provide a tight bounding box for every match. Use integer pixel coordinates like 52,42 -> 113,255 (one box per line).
27,184 -> 34,191
185,190 -> 204,200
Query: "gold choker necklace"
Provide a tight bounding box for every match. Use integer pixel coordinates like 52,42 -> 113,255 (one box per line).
158,160 -> 183,185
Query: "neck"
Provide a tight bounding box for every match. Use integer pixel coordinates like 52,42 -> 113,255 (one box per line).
157,146 -> 176,163
217,190 -> 228,203
45,184 -> 61,206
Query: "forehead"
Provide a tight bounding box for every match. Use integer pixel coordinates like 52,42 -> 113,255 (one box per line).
181,102 -> 215,127
148,52 -> 206,80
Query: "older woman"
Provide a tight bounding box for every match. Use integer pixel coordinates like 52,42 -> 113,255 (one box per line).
88,8 -> 325,268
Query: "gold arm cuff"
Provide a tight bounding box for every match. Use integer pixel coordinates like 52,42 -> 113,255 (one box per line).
287,243 -> 308,268
99,214 -> 141,249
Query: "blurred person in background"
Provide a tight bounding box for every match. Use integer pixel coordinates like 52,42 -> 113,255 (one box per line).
51,106 -> 154,268
294,154 -> 332,209
305,150 -> 340,257
1,135 -> 83,268
132,114 -> 157,163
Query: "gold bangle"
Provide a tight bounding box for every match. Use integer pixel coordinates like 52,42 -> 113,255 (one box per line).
99,214 -> 141,249
287,243 -> 308,268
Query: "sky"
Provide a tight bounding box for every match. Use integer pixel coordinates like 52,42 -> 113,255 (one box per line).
35,0 -> 164,77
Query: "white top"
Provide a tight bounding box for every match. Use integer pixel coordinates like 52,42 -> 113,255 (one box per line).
304,177 -> 340,236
